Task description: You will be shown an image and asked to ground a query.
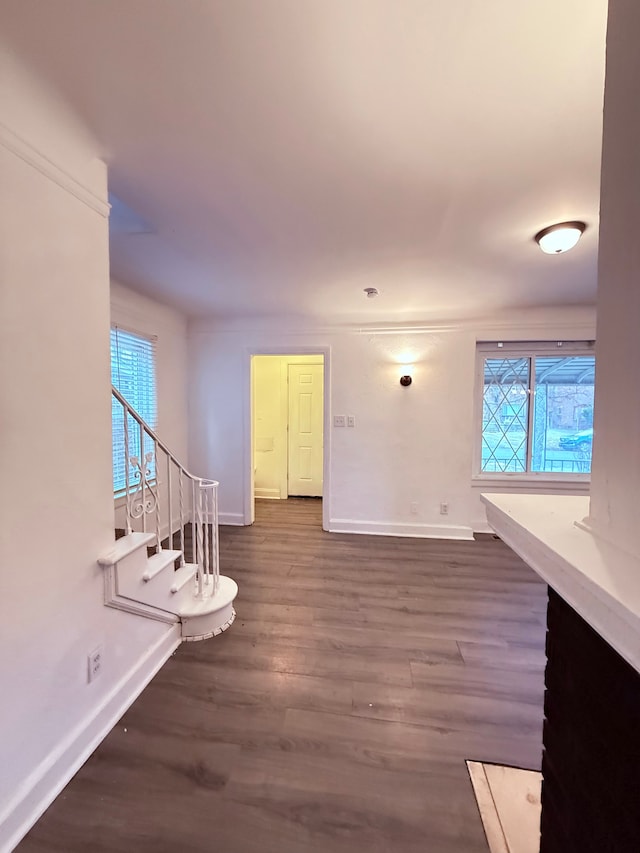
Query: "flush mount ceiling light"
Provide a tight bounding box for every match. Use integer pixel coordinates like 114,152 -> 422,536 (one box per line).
535,221 -> 586,254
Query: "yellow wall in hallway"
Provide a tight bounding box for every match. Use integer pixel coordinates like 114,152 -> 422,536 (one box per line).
253,354 -> 323,499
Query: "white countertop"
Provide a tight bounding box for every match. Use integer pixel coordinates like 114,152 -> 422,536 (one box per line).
481,493 -> 640,675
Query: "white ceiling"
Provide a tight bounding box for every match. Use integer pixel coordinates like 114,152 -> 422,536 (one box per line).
2,1 -> 607,323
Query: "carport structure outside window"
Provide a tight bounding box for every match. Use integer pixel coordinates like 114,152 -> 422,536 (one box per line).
477,342 -> 595,476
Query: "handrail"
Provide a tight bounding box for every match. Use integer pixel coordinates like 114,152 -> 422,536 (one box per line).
111,385 -> 217,487
112,385 -> 220,597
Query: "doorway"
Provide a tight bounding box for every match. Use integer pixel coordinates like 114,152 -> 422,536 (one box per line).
249,352 -> 329,528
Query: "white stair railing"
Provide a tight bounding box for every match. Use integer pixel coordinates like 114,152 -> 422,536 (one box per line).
112,385 -> 220,597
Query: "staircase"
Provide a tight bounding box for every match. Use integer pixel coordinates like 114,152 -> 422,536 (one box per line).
98,386 -> 238,641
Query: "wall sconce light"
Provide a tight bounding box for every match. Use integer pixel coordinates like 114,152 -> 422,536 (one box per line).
534,221 -> 586,254
400,375 -> 412,387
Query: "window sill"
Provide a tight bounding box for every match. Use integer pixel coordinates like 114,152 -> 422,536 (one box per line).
472,474 -> 590,491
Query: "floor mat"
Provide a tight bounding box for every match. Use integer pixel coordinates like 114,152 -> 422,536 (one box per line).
467,761 -> 541,853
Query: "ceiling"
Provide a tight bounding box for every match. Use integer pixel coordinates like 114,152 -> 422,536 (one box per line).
2,1 -> 608,323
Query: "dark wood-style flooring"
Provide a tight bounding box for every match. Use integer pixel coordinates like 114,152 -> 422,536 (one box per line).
18,498 -> 547,852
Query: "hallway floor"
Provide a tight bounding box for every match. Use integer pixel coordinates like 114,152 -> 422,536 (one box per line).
18,499 -> 547,853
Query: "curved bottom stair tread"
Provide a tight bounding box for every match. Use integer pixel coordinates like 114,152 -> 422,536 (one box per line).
177,575 -> 238,641
182,607 -> 237,642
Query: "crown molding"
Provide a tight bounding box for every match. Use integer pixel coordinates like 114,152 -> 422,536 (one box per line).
0,121 -> 110,218
188,308 -> 596,338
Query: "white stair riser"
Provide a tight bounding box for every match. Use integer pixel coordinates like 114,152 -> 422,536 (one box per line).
113,546 -> 150,587
101,534 -> 239,642
170,563 -> 198,593
182,604 -> 236,640
143,549 -> 182,582
116,563 -> 182,612
111,543 -> 182,605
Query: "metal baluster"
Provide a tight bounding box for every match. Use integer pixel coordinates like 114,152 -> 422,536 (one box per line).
204,486 -> 210,589
123,405 -> 131,534
167,456 -> 173,551
212,484 -> 219,593
193,479 -> 202,596
179,469 -> 185,567
154,440 -> 161,551
191,477 -> 197,569
140,422 -> 146,533
198,488 -> 206,594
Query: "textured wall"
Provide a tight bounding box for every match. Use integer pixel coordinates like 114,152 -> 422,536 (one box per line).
588,0 -> 640,556
0,52 -> 178,849
188,308 -> 595,535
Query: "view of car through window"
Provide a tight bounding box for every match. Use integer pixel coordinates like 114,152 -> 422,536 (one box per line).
558,428 -> 593,450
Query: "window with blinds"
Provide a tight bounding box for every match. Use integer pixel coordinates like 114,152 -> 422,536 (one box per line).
111,327 -> 157,494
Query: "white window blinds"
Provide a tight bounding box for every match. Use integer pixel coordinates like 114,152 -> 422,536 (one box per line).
111,327 -> 157,494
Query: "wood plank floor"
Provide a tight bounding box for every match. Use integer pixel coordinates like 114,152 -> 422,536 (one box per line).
18,498 -> 547,853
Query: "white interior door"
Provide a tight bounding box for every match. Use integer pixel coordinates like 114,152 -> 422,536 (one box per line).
288,363 -> 323,496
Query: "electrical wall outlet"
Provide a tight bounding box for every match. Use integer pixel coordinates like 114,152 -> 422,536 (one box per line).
347,415 -> 356,428
440,502 -> 449,515
410,501 -> 418,515
333,415 -> 346,427
88,645 -> 103,683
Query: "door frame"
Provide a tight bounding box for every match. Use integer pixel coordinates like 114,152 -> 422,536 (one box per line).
243,346 -> 331,530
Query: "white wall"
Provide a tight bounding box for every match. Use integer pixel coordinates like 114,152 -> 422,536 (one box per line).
189,307 -> 596,536
587,0 -> 640,558
0,53 -> 180,850
111,281 -> 189,535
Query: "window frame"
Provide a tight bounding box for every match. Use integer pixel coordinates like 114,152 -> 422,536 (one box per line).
472,340 -> 595,484
111,324 -> 158,497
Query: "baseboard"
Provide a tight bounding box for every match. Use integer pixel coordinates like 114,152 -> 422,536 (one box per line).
0,625 -> 181,852
328,518 -> 475,540
218,512 -> 245,526
472,519 -> 495,534
254,488 -> 282,500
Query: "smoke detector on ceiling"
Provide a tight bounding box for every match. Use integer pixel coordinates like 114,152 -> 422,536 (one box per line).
364,287 -> 379,298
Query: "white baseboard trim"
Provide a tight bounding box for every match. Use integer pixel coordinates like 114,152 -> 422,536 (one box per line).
254,488 -> 282,500
1,626 -> 181,852
472,519 -> 495,534
218,512 -> 245,526
328,518 -> 475,540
